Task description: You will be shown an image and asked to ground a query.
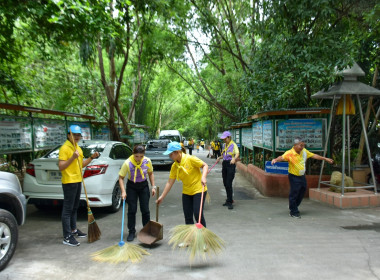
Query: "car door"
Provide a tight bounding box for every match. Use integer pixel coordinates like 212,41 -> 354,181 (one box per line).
107,144 -> 132,186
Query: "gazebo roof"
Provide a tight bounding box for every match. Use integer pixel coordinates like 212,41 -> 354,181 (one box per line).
312,63 -> 380,99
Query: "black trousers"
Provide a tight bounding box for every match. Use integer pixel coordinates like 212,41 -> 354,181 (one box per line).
222,160 -> 235,203
288,174 -> 307,215
62,182 -> 81,238
126,180 -> 150,233
182,191 -> 207,227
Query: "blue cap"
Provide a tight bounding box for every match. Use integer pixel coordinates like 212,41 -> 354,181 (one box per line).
163,142 -> 182,155
220,131 -> 231,139
68,125 -> 82,134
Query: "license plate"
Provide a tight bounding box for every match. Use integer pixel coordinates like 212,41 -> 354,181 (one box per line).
48,171 -> 62,181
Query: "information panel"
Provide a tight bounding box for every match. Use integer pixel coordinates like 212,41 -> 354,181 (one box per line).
241,127 -> 253,149
0,116 -> 32,152
262,120 -> 273,150
93,126 -> 110,140
252,121 -> 263,147
275,119 -> 325,151
34,119 -> 66,149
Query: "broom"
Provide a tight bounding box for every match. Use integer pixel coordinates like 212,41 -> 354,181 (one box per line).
69,129 -> 101,243
168,162 -> 225,262
91,199 -> 150,263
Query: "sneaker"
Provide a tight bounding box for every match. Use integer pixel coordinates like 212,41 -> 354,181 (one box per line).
289,213 -> 301,219
63,235 -> 80,246
72,229 -> 87,238
228,204 -> 233,210
127,232 -> 135,242
178,242 -> 190,248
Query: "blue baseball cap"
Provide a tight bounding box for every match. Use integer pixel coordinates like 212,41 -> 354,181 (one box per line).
220,131 -> 231,139
68,125 -> 82,134
163,142 -> 182,155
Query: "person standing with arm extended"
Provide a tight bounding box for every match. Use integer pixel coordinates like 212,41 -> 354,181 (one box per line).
59,125 -> 99,246
271,137 -> 334,219
157,142 -> 209,246
118,145 -> 156,242
215,131 -> 239,210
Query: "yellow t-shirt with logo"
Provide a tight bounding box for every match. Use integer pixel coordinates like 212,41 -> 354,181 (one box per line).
282,147 -> 314,176
169,153 -> 207,195
59,140 -> 84,184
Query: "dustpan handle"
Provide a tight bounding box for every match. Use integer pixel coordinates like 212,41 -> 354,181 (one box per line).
156,186 -> 160,222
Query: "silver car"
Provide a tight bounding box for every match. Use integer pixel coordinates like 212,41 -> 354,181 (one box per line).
0,171 -> 27,271
23,140 -> 132,212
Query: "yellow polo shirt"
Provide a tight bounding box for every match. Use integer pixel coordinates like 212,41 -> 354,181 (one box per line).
282,147 -> 314,176
169,153 -> 207,195
59,140 -> 84,184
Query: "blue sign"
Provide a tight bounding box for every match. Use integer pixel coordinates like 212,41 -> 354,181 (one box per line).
265,161 -> 289,175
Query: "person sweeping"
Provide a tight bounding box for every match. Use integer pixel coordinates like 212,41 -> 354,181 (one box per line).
59,125 -> 99,246
157,142 -> 208,237
157,142 -> 224,262
119,145 -> 157,242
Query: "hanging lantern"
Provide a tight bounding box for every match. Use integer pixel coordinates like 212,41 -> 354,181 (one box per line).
336,95 -> 356,115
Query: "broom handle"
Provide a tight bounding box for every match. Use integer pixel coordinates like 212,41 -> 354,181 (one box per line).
156,186 -> 160,222
196,162 -> 217,224
120,199 -> 126,243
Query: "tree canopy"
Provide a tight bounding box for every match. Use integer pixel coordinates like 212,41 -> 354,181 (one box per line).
0,0 -> 378,143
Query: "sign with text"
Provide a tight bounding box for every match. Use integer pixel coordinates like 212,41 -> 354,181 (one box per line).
0,116 -> 32,152
265,161 -> 289,175
275,119 -> 325,152
241,127 -> 253,149
252,121 -> 263,147
262,120 -> 273,150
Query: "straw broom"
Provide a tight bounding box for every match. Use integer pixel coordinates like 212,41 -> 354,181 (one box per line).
69,129 -> 101,243
168,162 -> 225,262
91,199 -> 150,263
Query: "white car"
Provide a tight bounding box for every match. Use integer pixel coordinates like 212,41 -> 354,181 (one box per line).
23,140 -> 132,212
0,171 -> 27,271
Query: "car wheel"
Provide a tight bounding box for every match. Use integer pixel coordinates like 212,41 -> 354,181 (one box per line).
108,182 -> 122,213
0,209 -> 18,271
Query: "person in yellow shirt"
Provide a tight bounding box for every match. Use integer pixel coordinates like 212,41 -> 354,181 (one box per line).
157,142 -> 209,231
58,125 -> 99,246
271,137 -> 333,218
119,145 -> 156,242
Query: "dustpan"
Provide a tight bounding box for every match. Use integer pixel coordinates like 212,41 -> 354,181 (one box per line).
137,186 -> 163,245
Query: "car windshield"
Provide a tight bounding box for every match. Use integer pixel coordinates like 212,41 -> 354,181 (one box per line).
159,135 -> 180,142
44,143 -> 106,159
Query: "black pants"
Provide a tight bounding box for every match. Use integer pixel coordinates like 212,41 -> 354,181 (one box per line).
189,148 -> 193,155
182,191 -> 207,227
288,174 -> 307,215
62,182 -> 81,238
214,150 -> 221,159
222,160 -> 235,203
126,180 -> 150,233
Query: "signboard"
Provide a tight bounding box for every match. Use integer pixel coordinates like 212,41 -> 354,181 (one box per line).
93,126 -> 110,140
0,116 -> 32,152
234,129 -> 240,144
276,119 -> 325,151
262,120 -> 273,150
252,121 -> 263,147
241,127 -> 253,149
265,161 -> 288,175
34,119 -> 66,149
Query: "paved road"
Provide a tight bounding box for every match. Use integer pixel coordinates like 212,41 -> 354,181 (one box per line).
3,149 -> 380,280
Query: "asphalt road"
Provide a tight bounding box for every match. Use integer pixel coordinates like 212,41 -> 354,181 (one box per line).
3,149 -> 380,280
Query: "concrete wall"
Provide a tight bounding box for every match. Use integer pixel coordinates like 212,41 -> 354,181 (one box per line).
236,162 -> 330,198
